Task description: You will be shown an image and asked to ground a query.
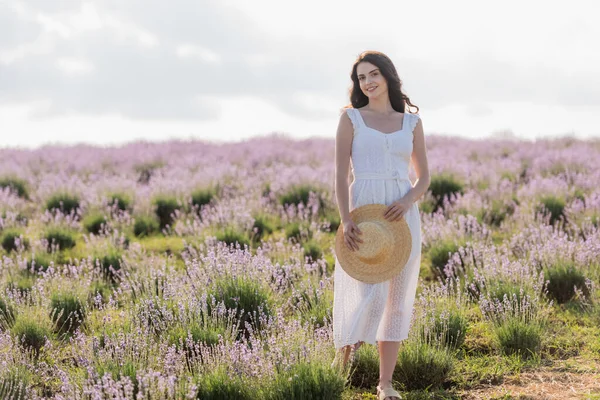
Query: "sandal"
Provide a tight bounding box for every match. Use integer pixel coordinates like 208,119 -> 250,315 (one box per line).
377,385 -> 402,400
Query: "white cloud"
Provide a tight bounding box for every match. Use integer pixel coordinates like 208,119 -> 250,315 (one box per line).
176,44 -> 221,63
55,57 -> 94,74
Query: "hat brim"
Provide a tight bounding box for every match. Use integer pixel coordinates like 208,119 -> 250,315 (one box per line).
335,204 -> 412,284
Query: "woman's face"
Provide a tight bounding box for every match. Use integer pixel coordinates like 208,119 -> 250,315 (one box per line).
357,61 -> 387,99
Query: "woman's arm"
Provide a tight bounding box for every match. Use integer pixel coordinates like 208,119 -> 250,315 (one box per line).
404,117 -> 431,204
335,111 -> 354,223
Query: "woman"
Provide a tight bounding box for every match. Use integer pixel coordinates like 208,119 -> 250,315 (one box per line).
332,50 -> 430,400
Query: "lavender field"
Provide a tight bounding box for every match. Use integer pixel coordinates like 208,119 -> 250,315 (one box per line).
1,134 -> 600,399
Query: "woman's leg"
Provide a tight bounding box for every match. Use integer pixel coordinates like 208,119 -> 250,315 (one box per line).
332,341 -> 365,368
377,341 -> 401,397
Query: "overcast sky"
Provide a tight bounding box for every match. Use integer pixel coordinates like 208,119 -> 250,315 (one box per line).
1,0 -> 599,149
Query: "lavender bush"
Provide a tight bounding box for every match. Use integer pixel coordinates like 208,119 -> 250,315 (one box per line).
0,134 -> 599,398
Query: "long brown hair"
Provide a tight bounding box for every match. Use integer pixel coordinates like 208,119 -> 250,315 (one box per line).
342,50 -> 419,114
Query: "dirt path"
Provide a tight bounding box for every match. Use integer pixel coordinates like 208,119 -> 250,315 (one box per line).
460,360 -> 600,400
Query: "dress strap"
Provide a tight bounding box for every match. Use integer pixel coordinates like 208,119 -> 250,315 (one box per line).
346,108 -> 362,131
407,113 -> 420,134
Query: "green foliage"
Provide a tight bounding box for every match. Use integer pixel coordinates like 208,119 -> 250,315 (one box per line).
285,222 -> 311,242
0,297 -> 16,330
50,292 -> 87,335
215,226 -> 251,248
1,229 -> 29,253
279,184 -> 316,207
167,323 -> 224,349
45,192 -> 80,215
166,322 -> 227,371
323,253 -> 335,276
95,250 -> 123,284
544,261 -> 589,304
194,367 -> 253,400
107,192 -> 132,211
152,195 -> 181,230
191,186 -> 218,209
6,274 -> 35,297
134,160 -> 164,184
83,212 -> 108,235
500,171 -> 517,183
251,212 -> 277,241
419,199 -> 435,214
133,215 -> 160,237
11,314 -> 52,356
88,281 -> 113,307
285,222 -> 301,240
0,176 -> 29,199
537,195 -> 566,225
96,360 -> 139,396
461,320 -> 496,355
321,208 -> 341,233
477,199 -> 515,227
266,362 -> 346,400
428,174 -> 464,212
278,184 -> 327,215
394,342 -> 454,391
348,344 -> 379,388
208,275 -> 273,337
422,310 -> 468,350
294,285 -> 331,328
428,240 -> 460,279
262,182 -> 272,198
44,226 -> 77,251
302,240 -> 323,261
494,317 -> 542,359
487,280 -> 529,305
572,188 -> 586,205
133,296 -> 173,336
28,253 -> 54,274
0,367 -> 29,400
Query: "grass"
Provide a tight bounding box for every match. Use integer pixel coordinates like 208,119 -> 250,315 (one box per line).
494,317 -> 543,359
428,239 -> 461,279
133,214 -> 161,237
153,194 -> 181,230
43,226 -> 77,251
50,291 -> 87,336
428,173 -> 465,212
83,212 -> 108,234
194,366 -> 254,400
1,229 -> 29,253
215,226 -> 251,248
45,192 -> 80,215
106,192 -> 133,211
11,312 -> 53,357
266,362 -> 346,399
536,195 -> 566,226
544,260 -> 590,304
0,176 -> 29,199
208,274 -> 274,338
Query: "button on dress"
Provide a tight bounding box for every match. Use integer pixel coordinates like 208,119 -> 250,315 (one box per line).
332,107 -> 422,349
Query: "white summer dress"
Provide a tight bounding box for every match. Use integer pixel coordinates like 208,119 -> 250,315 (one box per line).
332,107 -> 422,349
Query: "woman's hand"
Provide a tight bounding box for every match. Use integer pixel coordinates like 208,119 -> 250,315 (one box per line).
384,198 -> 413,221
342,218 -> 363,251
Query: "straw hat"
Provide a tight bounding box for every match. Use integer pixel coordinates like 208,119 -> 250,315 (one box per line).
335,204 -> 412,284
